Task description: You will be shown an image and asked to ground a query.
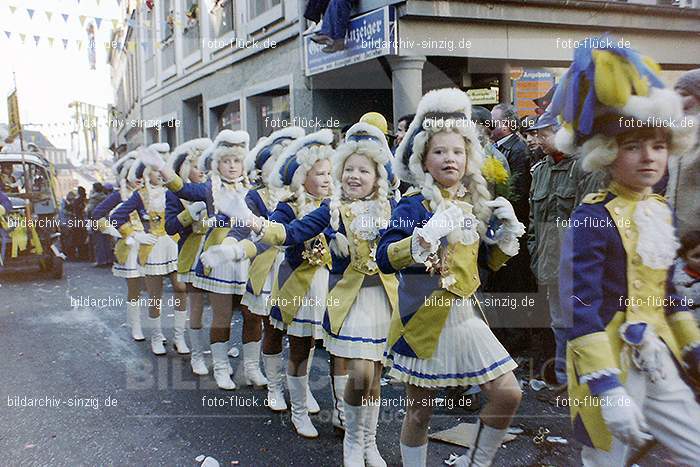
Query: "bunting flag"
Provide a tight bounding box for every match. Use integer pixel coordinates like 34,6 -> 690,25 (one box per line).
9,6 -> 16,14
4,31 -> 10,39
95,17 -> 102,29
45,11 -> 53,21
117,0 -> 122,5
96,0 -> 101,5
79,15 -> 87,26
19,33 -> 26,43
27,8 -> 35,19
48,37 -> 55,47
62,38 -> 69,49
33,35 -> 40,46
62,13 -> 69,22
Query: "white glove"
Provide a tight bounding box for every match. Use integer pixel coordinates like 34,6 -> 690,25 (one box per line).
103,225 -> 122,239
187,201 -> 207,221
485,197 -> 519,226
329,232 -> 350,257
138,148 -> 165,170
200,243 -> 245,268
216,190 -> 254,225
415,204 -> 463,246
599,387 -> 652,446
132,231 -> 157,245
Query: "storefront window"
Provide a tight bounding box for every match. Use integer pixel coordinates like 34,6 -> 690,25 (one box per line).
213,101 -> 242,132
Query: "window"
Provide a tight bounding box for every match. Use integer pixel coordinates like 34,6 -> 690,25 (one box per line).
248,0 -> 281,20
250,88 -> 289,139
212,101 -> 241,132
210,0 -> 235,37
183,0 -> 201,56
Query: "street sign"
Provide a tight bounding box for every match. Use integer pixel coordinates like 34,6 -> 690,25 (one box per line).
512,69 -> 555,118
303,6 -> 396,77
7,90 -> 21,139
467,88 -> 499,105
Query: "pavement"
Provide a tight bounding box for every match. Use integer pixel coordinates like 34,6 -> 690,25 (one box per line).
0,262 -> 673,466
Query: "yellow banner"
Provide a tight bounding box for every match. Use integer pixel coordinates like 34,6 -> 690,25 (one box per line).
7,91 -> 21,139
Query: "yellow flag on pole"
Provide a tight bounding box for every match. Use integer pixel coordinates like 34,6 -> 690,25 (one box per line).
7,91 -> 21,139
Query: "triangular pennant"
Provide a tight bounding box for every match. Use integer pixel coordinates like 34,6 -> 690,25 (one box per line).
4,31 -> 10,39
95,17 -> 102,29
117,0 -> 122,5
33,35 -> 40,46
112,19 -> 118,30
62,13 -> 69,22
46,11 -> 53,21
9,6 -> 16,14
96,0 -> 101,5
19,33 -> 26,43
48,37 -> 55,47
62,38 -> 69,49
27,8 -> 35,19
79,15 -> 87,26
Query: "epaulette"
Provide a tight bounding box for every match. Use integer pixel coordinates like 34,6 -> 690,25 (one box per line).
403,187 -> 421,197
582,190 -> 608,204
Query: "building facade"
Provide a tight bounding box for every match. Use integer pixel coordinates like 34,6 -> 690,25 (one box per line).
109,0 -> 700,150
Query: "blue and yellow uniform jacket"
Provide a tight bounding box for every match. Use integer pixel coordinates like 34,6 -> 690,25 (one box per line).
245,187 -> 281,296
560,181 -> 700,451
164,190 -> 210,276
376,190 -> 513,359
165,175 -> 256,279
258,198 -> 333,325
111,188 -> 169,265
321,199 -> 399,338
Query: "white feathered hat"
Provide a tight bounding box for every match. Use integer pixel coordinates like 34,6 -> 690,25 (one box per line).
245,127 -> 306,184
169,138 -> 212,179
269,128 -> 334,193
207,130 -> 249,178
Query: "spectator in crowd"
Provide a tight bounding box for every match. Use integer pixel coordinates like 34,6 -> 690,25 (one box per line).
87,182 -> 113,267
310,0 -> 355,53
490,104 -> 531,224
527,110 -> 605,387
73,186 -> 89,260
471,106 -> 511,174
485,104 -> 535,297
521,115 -> 546,166
393,113 -> 415,152
667,68 -> 700,239
673,231 -> 700,322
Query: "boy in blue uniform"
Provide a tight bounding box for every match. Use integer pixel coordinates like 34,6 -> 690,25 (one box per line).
553,38 -> 700,465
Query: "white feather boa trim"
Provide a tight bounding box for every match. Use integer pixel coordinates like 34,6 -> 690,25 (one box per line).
633,199 -> 679,270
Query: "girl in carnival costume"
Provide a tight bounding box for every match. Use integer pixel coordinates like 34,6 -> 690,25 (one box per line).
111,143 -> 187,356
220,129 -> 336,438
240,128 -> 307,406
92,151 -> 145,341
552,37 -> 700,466
376,88 -> 525,467
323,121 -> 398,466
163,138 -> 212,375
142,130 -> 264,390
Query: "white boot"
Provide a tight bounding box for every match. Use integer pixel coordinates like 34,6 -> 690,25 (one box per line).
332,375 -> 349,432
263,352 -> 288,411
172,310 -> 190,354
189,328 -> 209,376
363,403 -> 386,467
127,302 -> 145,341
148,316 -> 166,355
343,403 -> 365,466
400,443 -> 427,467
211,342 -> 236,390
287,374 -> 319,438
238,341 -> 268,387
454,420 -> 507,467
306,347 -> 320,414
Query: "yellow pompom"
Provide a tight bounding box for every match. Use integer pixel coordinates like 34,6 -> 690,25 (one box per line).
482,156 -> 509,185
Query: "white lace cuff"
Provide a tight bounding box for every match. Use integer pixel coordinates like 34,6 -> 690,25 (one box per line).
411,229 -> 437,263
579,368 -> 621,385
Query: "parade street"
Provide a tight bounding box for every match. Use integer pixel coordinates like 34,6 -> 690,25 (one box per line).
0,262 -> 674,466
